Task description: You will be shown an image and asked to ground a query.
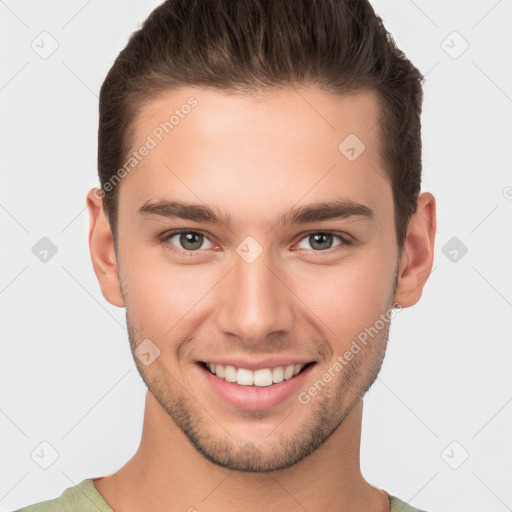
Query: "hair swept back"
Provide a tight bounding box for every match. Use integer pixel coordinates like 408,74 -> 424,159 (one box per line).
98,0 -> 424,249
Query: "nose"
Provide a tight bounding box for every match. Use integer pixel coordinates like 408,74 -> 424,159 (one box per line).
215,251 -> 296,344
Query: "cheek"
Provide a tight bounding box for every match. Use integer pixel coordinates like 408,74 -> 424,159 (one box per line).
120,243 -> 218,339
119,223 -> 397,347
118,239 -> 181,330
292,248 -> 396,341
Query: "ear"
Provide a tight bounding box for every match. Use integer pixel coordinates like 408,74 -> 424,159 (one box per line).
393,192 -> 437,308
86,188 -> 125,308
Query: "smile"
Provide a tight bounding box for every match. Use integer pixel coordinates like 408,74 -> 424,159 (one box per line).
201,361 -> 315,387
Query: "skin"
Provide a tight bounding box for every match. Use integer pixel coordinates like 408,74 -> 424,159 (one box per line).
87,86 -> 436,512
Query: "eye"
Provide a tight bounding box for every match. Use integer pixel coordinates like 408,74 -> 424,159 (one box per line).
296,232 -> 350,251
159,229 -> 352,255
162,230 -> 217,252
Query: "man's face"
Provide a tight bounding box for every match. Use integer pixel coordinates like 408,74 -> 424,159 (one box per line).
115,86 -> 400,472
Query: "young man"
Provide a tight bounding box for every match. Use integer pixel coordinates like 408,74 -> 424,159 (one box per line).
17,0 -> 436,510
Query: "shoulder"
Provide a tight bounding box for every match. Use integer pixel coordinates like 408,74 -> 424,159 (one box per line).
389,494 -> 431,512
13,479 -> 112,512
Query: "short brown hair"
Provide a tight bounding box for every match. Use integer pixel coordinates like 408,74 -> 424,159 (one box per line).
98,0 -> 424,249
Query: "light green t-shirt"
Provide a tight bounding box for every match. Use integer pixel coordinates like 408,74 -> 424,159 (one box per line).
14,478 -> 430,511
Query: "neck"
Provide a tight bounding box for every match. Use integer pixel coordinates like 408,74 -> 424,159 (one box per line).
94,391 -> 388,512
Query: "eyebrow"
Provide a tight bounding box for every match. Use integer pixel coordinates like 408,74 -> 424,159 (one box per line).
138,198 -> 374,229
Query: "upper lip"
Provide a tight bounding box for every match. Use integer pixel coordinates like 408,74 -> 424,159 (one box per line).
199,356 -> 316,371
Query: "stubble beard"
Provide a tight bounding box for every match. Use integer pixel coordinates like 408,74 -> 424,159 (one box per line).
125,305 -> 392,473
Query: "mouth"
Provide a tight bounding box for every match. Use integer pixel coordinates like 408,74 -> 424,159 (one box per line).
198,361 -> 316,387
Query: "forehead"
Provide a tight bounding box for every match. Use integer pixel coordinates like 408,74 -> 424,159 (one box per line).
118,86 -> 391,228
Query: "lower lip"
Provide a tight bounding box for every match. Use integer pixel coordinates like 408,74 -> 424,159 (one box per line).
198,363 -> 316,410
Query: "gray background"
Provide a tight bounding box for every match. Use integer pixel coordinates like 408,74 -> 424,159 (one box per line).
1,0 -> 511,510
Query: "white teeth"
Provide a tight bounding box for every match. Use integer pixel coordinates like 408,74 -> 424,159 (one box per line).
224,365 -> 237,383
253,368 -> 273,387
272,366 -> 284,383
236,368 -> 254,386
205,362 -> 307,387
284,365 -> 294,380
215,364 -> 225,378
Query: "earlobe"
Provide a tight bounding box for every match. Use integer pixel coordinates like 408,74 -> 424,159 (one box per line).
86,188 -> 125,308
393,192 -> 437,308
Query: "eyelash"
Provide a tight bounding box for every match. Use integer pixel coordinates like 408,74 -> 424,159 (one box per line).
158,229 -> 353,255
